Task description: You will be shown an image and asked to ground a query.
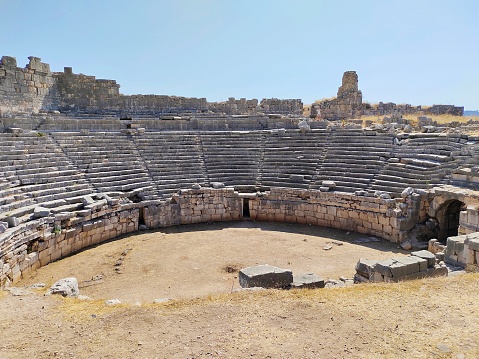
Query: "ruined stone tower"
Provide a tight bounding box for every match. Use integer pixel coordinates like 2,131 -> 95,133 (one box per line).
318,71 -> 363,120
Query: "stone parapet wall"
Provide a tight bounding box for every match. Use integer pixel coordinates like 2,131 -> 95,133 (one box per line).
0,203 -> 139,288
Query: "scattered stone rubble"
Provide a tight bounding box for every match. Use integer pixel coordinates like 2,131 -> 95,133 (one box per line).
354,250 -> 448,283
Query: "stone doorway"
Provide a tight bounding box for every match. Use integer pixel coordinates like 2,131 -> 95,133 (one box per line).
242,198 -> 250,219
436,199 -> 466,243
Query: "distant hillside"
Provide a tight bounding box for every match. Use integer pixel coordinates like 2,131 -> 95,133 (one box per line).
464,110 -> 479,117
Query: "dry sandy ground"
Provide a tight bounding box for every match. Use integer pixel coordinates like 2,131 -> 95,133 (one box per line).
1,221 -> 478,358
20,221 -> 408,303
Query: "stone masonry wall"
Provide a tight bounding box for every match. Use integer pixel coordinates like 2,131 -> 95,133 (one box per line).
4,183 -> 479,288
143,188 -> 242,228
0,55 -> 302,117
318,71 -> 363,120
0,203 -> 139,288
0,56 -> 58,115
248,188 -> 428,243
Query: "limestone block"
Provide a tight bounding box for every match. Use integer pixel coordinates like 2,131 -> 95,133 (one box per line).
321,180 -> 336,189
0,222 -> 8,233
411,250 -> 436,268
395,256 -> 427,274
401,187 -> 414,199
355,259 -> 378,278
46,277 -> 79,297
466,236 -> 479,251
239,265 -> 293,289
291,273 -> 325,289
6,217 -> 19,227
34,206 -> 51,218
375,259 -> 396,277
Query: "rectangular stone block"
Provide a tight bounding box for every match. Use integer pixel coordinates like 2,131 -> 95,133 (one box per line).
376,259 -> 395,277
291,273 -> 325,289
394,256 -> 424,275
239,265 -> 293,289
355,259 -> 378,279
411,250 -> 436,268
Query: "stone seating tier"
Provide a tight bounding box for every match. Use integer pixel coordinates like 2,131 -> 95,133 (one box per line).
0,129 -> 477,213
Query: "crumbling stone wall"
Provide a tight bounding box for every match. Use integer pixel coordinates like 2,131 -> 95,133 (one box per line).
318,71 -> 363,120
0,56 -> 58,115
316,71 -> 464,120
259,98 -> 303,116
0,55 -> 302,117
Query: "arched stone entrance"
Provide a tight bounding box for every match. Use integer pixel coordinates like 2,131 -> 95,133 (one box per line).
435,199 -> 466,243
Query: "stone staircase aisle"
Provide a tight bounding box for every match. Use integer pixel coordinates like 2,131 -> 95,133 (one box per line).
133,131 -> 208,198
200,131 -> 263,191
260,130 -> 329,190
311,130 -> 395,193
51,132 -> 158,200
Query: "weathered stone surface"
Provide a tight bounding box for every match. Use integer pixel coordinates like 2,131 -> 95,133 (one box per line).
400,241 -> 412,250
6,217 -> 19,228
291,273 -> 325,289
0,221 -> 8,233
411,250 -> 436,268
298,120 -> 310,132
45,277 -> 79,297
401,187 -> 414,199
211,182 -> 225,189
355,259 -> 378,278
239,265 -> 293,288
34,206 -> 51,218
321,180 -> 336,189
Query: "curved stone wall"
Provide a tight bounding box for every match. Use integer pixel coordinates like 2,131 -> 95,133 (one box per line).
2,128 -> 479,287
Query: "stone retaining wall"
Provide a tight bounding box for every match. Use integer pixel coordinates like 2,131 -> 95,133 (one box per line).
143,188 -> 242,228
3,184 -> 479,289
0,203 -> 139,288
248,188 -> 428,243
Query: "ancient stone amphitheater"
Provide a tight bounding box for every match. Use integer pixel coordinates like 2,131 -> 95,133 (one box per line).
1,55 -> 478,288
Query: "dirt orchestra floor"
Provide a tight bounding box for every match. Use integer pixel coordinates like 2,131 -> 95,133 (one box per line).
2,221 -> 478,358
20,220 -> 409,303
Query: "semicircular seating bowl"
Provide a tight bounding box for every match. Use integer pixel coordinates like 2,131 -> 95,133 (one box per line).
0,127 -> 476,287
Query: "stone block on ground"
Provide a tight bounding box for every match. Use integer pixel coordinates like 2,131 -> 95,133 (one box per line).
291,273 -> 325,289
411,250 -> 436,268
239,264 -> 293,289
45,277 -> 79,297
211,182 -> 225,189
355,258 -> 378,279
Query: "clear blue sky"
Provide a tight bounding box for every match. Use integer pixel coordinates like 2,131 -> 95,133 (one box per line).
2,0 -> 478,110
